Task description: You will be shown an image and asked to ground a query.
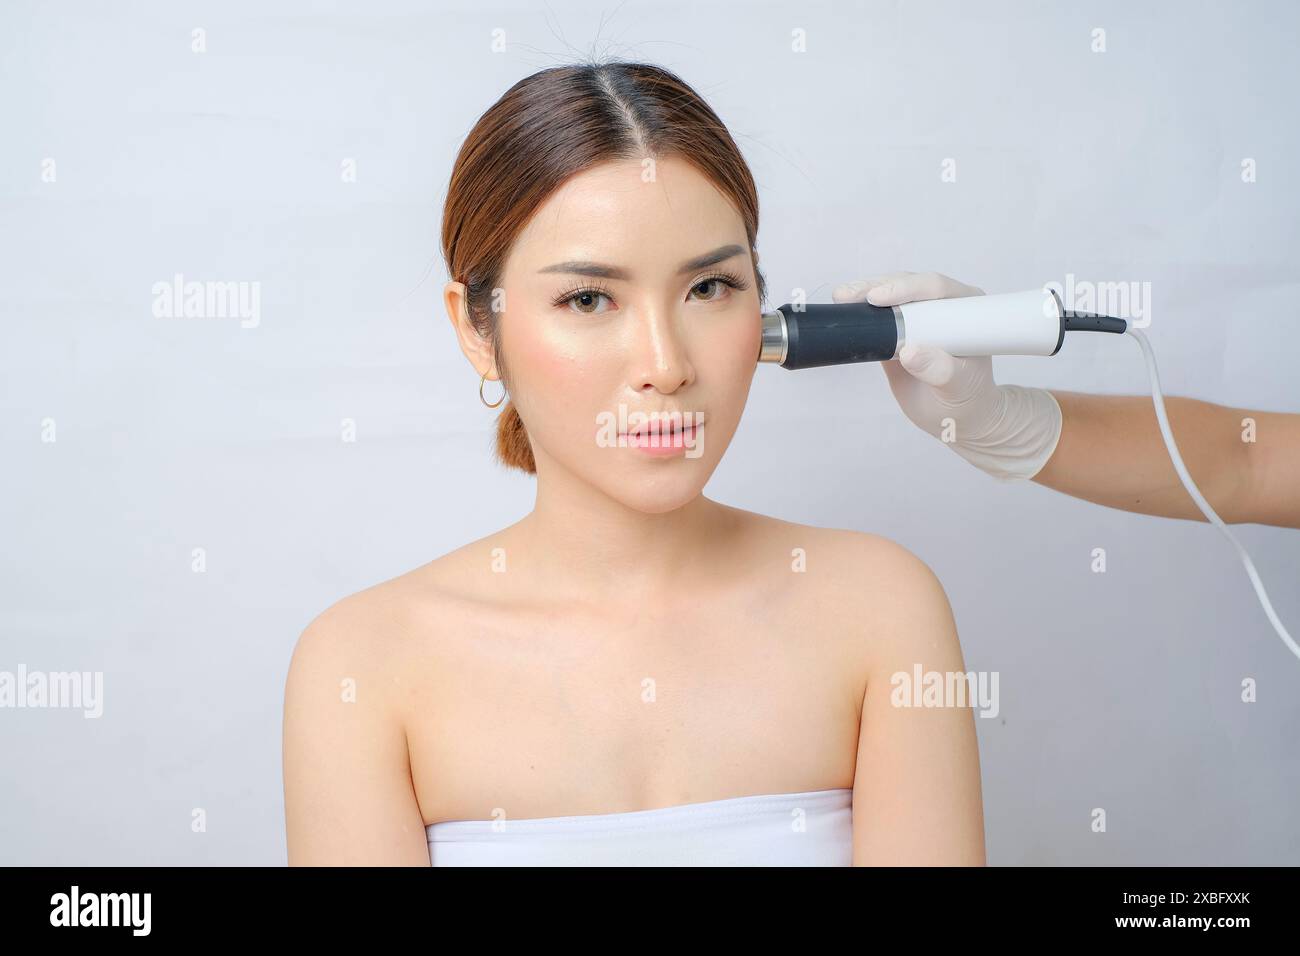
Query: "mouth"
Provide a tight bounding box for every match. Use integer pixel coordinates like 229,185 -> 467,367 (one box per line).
619,413 -> 704,440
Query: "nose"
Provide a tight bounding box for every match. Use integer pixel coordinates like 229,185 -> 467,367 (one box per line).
630,305 -> 694,393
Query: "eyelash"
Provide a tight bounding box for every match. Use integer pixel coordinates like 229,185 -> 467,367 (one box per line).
550,270 -> 751,311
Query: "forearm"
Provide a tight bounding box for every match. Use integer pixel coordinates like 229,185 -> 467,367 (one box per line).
1032,390 -> 1298,527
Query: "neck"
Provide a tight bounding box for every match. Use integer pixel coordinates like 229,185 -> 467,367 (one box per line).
506,458 -> 741,608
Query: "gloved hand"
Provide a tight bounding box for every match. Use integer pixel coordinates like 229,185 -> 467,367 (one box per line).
832,271 -> 1064,482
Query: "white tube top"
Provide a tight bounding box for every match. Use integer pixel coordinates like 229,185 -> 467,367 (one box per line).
426,787 -> 853,866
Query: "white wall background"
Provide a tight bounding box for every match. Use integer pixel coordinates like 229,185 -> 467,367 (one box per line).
2,0 -> 1297,865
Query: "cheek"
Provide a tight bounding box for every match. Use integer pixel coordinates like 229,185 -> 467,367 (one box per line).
699,308 -> 761,399
502,308 -> 612,434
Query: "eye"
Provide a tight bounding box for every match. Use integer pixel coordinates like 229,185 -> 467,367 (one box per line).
688,270 -> 749,302
567,290 -> 612,314
551,283 -> 616,315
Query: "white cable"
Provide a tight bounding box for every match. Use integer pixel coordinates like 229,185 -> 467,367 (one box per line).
1125,325 -> 1299,662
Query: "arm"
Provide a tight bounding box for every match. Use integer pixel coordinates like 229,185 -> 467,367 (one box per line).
851,541 -> 986,865
839,272 -> 1300,529
283,601 -> 431,866
1034,391 -> 1300,529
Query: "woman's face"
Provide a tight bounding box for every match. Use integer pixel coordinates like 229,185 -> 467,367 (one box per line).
484,155 -> 761,514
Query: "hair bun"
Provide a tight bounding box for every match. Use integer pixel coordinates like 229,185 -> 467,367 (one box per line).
494,401 -> 536,474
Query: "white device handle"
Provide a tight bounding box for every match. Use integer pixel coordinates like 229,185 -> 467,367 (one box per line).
898,288 -> 1063,357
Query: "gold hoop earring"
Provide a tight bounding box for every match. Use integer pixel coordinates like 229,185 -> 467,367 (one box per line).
479,370 -> 506,409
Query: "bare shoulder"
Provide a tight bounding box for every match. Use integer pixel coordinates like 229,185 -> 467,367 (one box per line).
286,543 -> 484,690
282,549 -> 492,863
817,527 -> 954,641
812,524 -> 958,664
291,571 -> 419,677
283,565 -> 456,864
739,514 -> 982,864
283,578 -> 416,770
731,507 -> 947,604
286,515 -> 537,738
726,506 -> 960,669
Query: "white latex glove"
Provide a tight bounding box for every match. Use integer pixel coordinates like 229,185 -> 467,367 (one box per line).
833,271 -> 1064,482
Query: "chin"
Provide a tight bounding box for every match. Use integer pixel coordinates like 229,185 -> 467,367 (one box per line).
598,465 -> 713,515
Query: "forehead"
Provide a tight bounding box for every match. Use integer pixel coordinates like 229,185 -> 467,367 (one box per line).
508,155 -> 746,273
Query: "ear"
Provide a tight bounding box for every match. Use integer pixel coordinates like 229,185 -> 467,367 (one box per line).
444,280 -> 498,379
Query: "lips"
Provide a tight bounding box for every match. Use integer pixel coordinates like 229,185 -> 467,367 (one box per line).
620,413 -> 702,438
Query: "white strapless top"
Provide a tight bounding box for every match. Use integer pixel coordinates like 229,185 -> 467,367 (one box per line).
426,787 -> 853,866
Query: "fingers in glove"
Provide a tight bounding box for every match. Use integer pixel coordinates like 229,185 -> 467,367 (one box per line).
864,271 -> 984,307
897,343 -> 959,388
832,271 -> 915,303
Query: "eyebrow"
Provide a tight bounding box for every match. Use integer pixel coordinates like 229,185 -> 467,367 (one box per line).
537,243 -> 746,280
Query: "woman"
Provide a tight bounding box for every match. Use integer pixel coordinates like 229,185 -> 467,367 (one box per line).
282,61 -> 985,866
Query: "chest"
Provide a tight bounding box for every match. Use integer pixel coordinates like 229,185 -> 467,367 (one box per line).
401,596 -> 865,825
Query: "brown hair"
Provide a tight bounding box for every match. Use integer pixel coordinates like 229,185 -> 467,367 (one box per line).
440,60 -> 767,474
